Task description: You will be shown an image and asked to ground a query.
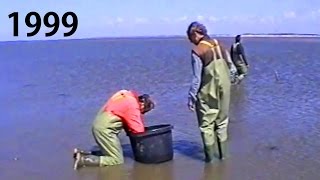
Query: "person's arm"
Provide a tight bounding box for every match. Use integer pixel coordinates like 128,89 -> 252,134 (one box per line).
237,43 -> 249,66
123,99 -> 145,134
230,45 -> 234,61
188,52 -> 203,108
224,49 -> 234,69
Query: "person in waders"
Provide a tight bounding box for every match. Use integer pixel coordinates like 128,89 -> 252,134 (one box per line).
187,22 -> 231,163
73,90 -> 155,170
230,35 -> 249,82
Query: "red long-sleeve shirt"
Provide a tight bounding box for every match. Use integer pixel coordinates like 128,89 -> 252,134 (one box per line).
103,90 -> 145,133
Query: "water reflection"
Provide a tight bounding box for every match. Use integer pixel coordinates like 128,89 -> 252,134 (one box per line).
130,162 -> 174,180
96,165 -> 126,180
200,161 -> 229,180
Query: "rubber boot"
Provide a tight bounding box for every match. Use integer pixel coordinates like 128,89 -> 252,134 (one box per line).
73,153 -> 100,170
213,142 -> 221,159
219,142 -> 229,160
214,141 -> 228,160
204,145 -> 220,163
73,148 -> 92,159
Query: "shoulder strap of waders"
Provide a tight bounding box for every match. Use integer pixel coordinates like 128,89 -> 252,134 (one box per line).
199,40 -> 223,60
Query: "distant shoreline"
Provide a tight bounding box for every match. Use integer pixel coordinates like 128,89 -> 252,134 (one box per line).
240,33 -> 320,38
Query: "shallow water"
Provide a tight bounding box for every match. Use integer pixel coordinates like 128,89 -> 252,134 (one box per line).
1,37 -> 320,180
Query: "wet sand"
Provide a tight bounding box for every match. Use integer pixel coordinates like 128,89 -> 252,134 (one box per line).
1,37 -> 320,180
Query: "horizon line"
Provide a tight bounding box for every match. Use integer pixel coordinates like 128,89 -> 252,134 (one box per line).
1,33 -> 320,43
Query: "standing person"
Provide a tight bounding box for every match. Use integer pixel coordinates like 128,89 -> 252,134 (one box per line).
73,90 -> 155,170
230,35 -> 249,81
187,22 -> 231,163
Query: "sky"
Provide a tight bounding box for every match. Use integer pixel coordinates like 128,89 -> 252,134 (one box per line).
0,0 -> 320,41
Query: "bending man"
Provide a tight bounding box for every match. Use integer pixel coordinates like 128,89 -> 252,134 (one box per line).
73,90 -> 155,170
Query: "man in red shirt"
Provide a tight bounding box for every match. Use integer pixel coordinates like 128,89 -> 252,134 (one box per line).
73,90 -> 155,170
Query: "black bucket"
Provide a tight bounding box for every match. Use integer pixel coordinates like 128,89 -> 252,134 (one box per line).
127,124 -> 174,164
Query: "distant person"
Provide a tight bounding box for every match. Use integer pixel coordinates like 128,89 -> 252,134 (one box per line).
230,35 -> 249,81
73,90 -> 155,170
186,21 -> 231,162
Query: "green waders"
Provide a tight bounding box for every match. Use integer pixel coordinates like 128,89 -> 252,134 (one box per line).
74,111 -> 124,169
91,111 -> 124,166
235,62 -> 248,77
196,41 -> 231,162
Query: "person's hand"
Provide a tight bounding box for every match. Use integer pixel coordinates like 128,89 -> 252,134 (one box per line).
188,98 -> 195,112
188,103 -> 195,111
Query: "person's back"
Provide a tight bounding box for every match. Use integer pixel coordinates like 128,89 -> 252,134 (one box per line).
194,38 -> 231,119
231,41 -> 240,62
193,39 -> 230,90
101,90 -> 145,133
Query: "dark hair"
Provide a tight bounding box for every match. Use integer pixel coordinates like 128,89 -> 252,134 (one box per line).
235,35 -> 241,42
138,94 -> 155,113
186,21 -> 208,37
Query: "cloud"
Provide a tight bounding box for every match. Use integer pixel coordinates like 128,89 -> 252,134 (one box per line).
197,15 -> 205,21
282,9 -> 320,22
311,8 -> 320,16
215,15 -> 259,24
135,17 -> 148,24
229,16 -> 248,23
115,17 -> 124,23
220,16 -> 228,21
160,16 -> 189,24
208,16 -> 219,22
109,12 -> 319,28
259,16 -> 276,24
105,17 -> 124,26
283,11 -> 296,19
105,18 -> 115,26
161,17 -> 171,23
176,16 -> 188,22
106,21 -> 114,26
